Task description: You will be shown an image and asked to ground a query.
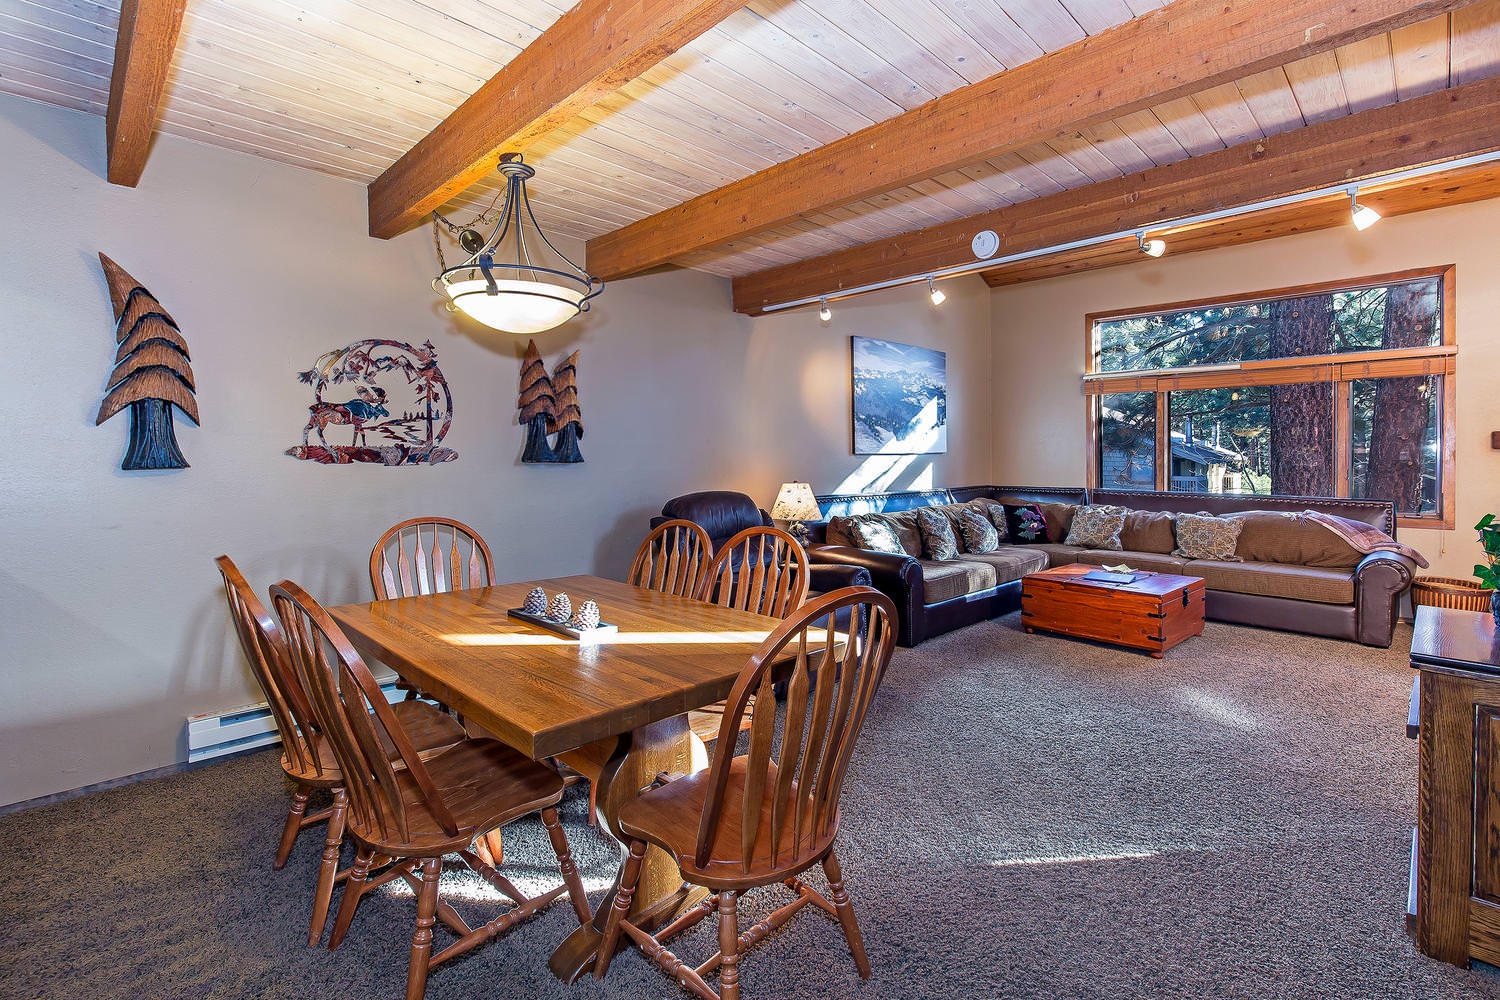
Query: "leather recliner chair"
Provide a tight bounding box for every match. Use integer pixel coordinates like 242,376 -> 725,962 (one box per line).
651,490 -> 872,597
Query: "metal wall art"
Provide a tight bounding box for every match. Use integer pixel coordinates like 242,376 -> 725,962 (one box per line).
517,339 -> 583,463
95,253 -> 200,470
286,339 -> 456,465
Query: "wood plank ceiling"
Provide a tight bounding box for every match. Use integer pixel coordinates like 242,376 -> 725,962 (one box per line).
3,0 -> 1499,312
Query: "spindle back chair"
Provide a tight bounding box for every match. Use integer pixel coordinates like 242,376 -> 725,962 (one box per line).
698,526 -> 810,620
628,518 -> 714,598
270,579 -> 591,1000
593,586 -> 898,1000
370,516 -> 495,600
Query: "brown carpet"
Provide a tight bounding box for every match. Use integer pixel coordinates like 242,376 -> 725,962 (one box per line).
4,614 -> 1499,999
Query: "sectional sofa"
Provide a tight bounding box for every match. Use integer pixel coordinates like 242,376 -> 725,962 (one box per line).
803,486 -> 1417,648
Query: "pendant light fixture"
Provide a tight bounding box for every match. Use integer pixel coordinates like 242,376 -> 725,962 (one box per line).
432,153 -> 602,334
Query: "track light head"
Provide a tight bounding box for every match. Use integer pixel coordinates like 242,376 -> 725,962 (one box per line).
818,297 -> 831,322
1349,187 -> 1381,231
927,276 -> 946,306
1137,232 -> 1166,258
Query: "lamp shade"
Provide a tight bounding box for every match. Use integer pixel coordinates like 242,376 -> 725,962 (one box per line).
444,277 -> 585,334
770,482 -> 821,523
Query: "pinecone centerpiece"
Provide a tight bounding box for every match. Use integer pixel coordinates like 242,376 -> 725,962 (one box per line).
522,587 -> 548,615
547,593 -> 572,622
567,600 -> 601,632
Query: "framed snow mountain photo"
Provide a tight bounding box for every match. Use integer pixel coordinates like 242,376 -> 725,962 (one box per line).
851,336 -> 947,455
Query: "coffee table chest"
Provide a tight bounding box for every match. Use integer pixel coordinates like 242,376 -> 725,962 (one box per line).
1021,564 -> 1206,657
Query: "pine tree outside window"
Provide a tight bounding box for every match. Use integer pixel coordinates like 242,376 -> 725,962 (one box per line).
1083,267 -> 1455,529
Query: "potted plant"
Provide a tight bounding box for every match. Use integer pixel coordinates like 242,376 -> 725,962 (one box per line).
1476,514 -> 1500,626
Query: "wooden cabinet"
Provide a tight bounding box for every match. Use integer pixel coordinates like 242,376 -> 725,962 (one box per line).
1411,605 -> 1500,966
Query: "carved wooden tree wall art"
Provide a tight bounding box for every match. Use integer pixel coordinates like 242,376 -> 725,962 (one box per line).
95,253 -> 199,470
549,350 -> 584,463
516,340 -> 584,464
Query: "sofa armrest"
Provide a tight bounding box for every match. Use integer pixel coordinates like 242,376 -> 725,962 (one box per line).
809,563 -> 872,593
809,544 -> 925,643
1353,550 -> 1417,647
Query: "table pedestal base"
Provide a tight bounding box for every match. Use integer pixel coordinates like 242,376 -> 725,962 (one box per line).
551,714 -> 707,983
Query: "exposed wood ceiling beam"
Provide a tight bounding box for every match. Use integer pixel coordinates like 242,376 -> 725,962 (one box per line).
367,0 -> 750,240
589,0 -> 1481,282
105,0 -> 188,187
730,75 -> 1500,315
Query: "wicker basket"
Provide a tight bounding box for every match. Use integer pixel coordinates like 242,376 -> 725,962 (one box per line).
1412,576 -> 1495,612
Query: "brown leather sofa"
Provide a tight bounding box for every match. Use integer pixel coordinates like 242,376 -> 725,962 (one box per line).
804,486 -> 1416,649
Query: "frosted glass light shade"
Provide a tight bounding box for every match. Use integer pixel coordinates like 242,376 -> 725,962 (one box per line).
444,278 -> 584,334
1351,203 -> 1382,231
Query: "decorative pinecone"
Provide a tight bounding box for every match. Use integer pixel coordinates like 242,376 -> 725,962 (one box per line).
547,593 -> 572,622
522,587 -> 547,615
567,600 -> 601,631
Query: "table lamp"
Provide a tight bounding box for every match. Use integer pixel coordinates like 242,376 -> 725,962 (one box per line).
770,482 -> 821,545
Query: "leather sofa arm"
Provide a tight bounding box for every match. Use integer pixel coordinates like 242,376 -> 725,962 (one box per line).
1353,550 -> 1417,648
809,563 -> 872,593
809,544 -> 925,644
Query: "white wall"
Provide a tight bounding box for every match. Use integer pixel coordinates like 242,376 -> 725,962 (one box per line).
0,93 -> 991,805
989,196 -> 1500,579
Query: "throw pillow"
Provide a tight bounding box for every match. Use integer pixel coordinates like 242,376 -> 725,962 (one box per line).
1173,512 -> 1244,561
916,506 -> 960,560
1065,505 -> 1126,550
849,518 -> 905,555
1004,503 -> 1050,544
1119,509 -> 1176,554
973,499 -> 1010,541
957,507 -> 999,553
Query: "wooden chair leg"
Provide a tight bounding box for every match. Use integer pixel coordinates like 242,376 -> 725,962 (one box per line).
593,838 -> 647,979
406,857 -> 440,1000
308,788 -> 348,945
473,828 -> 504,868
327,847 -> 375,950
276,785 -> 312,870
718,890 -> 742,1000
822,849 -> 870,978
540,806 -> 592,925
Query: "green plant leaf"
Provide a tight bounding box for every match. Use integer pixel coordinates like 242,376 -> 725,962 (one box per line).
1478,514 -> 1497,531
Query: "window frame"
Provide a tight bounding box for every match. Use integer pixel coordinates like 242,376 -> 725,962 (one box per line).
1081,265 -> 1456,530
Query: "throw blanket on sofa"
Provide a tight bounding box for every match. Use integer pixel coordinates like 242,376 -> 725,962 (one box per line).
1303,510 -> 1430,568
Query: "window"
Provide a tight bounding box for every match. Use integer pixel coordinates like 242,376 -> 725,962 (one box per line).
1084,267 -> 1454,528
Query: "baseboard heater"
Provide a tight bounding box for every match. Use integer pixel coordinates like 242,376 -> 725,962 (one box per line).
186,680 -> 407,763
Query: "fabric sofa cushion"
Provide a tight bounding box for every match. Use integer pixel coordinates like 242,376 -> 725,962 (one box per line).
848,518 -> 905,555
1173,512 -> 1244,561
1026,542 -> 1088,566
1188,560 -> 1355,605
917,507 -> 960,560
1226,510 -> 1363,568
919,559 -> 997,604
1004,503 -> 1051,544
1074,550 -> 1190,574
959,548 -> 1048,584
957,508 -> 999,553
825,515 -> 858,548
1065,505 -> 1127,549
853,511 -> 923,556
1119,509 -> 1177,554
1037,502 -> 1079,541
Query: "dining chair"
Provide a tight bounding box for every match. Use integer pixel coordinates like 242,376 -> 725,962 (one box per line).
270,578 -> 593,1000
698,525 -> 810,619
215,555 -> 465,946
628,518 -> 714,598
369,516 -> 495,602
592,586 -> 899,1000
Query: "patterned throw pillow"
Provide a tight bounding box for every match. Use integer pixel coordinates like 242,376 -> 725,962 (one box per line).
1173,512 -> 1244,561
974,500 -> 1010,542
1065,505 -> 1127,550
1004,503 -> 1050,544
957,507 -> 999,553
916,506 -> 960,560
849,518 -> 905,555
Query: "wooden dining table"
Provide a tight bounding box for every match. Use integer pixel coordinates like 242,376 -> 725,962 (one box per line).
326,573 -> 791,982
